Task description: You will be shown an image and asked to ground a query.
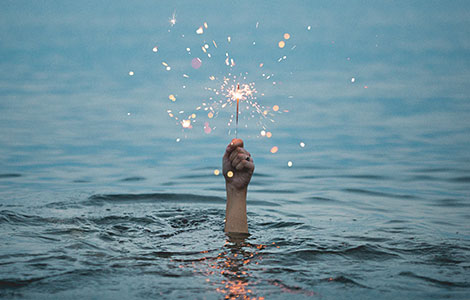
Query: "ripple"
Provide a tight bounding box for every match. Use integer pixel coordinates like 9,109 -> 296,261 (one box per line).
449,176 -> 470,183
399,271 -> 469,288
120,176 -> 146,182
86,193 -> 225,205
342,188 -> 418,199
0,173 -> 22,179
286,244 -> 399,261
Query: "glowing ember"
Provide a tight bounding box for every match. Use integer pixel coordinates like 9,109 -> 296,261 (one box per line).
214,169 -> 220,176
300,142 -> 305,148
270,146 -> 278,153
169,94 -> 176,102
128,71 -> 134,76
227,171 -> 233,178
196,26 -> 204,34
266,132 -> 272,138
260,130 -> 266,136
273,105 -> 279,111
204,122 -> 212,134
181,119 -> 191,128
191,58 -> 202,69
152,46 -> 158,52
351,77 -> 356,83
307,25 -> 311,30
288,161 -> 293,167
169,11 -> 177,26
278,41 -> 285,48
283,33 -> 291,40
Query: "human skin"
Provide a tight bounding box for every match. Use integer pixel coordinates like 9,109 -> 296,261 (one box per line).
222,139 -> 255,233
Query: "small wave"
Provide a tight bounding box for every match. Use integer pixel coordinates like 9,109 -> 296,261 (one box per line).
342,188 -> 418,199
0,210 -> 46,226
258,221 -> 304,229
399,271 -> 469,288
431,198 -> 470,208
251,189 -> 296,194
449,176 -> 470,183
322,275 -> 369,288
0,173 -> 22,179
86,193 -> 225,205
288,244 -> 398,261
305,196 -> 339,203
120,176 -> 146,182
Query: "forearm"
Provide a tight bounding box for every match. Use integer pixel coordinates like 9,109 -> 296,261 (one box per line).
224,184 -> 248,233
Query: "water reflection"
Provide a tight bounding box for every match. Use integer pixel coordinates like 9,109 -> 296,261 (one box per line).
214,233 -> 263,300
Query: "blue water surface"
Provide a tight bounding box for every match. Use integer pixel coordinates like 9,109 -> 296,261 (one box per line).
1,1 -> 469,299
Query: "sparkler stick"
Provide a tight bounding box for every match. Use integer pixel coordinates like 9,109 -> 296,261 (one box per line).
236,83 -> 240,138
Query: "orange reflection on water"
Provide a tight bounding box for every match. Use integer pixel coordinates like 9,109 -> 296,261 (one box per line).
170,233 -> 314,299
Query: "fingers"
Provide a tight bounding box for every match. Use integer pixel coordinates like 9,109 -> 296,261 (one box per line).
224,138 -> 244,160
235,158 -> 254,171
231,150 -> 251,168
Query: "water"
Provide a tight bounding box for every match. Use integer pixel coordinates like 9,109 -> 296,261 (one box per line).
1,1 -> 470,299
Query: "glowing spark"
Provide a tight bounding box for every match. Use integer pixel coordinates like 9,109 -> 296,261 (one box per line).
196,26 -> 204,34
183,74 -> 189,78
227,171 -> 233,178
283,33 -> 291,40
169,11 -> 177,26
128,71 -> 134,76
152,46 -> 158,52
300,142 -> 305,148
162,62 -> 168,66
176,138 -> 180,142
191,57 -> 202,69
182,119 -> 191,128
351,77 -> 355,83
227,36 -> 231,43
307,25 -> 311,30
260,130 -> 266,136
273,105 -> 279,111
214,169 -> 220,176
266,132 -> 272,138
204,122 -> 212,134
288,161 -> 293,167
204,22 -> 208,29
169,94 -> 176,102
212,40 -> 218,48
278,41 -> 285,48
270,146 -> 278,153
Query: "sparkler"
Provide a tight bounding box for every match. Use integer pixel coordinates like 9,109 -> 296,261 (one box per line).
236,83 -> 240,138
159,19 -> 291,141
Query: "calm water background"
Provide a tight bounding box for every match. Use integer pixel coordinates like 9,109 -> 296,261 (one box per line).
1,1 -> 470,299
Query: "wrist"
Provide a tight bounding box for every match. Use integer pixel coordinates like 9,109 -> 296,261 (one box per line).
226,183 -> 248,197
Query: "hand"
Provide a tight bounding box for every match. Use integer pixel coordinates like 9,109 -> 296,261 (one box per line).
223,139 -> 255,191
